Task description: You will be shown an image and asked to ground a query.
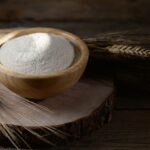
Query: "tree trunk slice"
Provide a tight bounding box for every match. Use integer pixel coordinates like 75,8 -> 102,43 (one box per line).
0,78 -> 114,148
0,78 -> 113,127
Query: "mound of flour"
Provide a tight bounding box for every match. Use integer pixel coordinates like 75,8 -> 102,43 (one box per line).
0,33 -> 75,75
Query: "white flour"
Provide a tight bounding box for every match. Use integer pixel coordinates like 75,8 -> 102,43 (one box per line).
0,33 -> 75,75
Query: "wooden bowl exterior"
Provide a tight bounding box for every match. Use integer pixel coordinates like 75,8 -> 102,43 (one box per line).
0,28 -> 89,99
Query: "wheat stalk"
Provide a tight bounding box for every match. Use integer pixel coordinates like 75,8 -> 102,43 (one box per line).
107,45 -> 150,57
84,38 -> 150,58
0,87 -> 67,149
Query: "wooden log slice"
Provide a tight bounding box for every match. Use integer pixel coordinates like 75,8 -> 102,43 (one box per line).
0,78 -> 114,148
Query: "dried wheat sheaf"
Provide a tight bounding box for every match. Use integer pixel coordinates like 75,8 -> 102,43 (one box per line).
0,87 -> 67,150
107,45 -> 150,57
85,38 -> 150,58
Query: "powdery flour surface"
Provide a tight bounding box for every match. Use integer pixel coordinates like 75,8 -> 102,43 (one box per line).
0,33 -> 75,75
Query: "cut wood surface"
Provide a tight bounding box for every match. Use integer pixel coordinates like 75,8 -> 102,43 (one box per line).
0,78 -> 114,148
0,79 -> 113,127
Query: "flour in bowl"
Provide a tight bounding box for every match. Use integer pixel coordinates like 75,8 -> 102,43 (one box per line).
0,33 -> 75,75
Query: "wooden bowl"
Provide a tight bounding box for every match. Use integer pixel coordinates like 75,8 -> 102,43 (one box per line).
0,27 -> 89,99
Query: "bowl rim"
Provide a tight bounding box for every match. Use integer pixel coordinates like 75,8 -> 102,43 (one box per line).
0,27 -> 89,79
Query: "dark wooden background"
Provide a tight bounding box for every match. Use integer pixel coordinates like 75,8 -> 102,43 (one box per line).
1,0 -> 150,149
0,0 -> 149,22
0,0 -> 149,37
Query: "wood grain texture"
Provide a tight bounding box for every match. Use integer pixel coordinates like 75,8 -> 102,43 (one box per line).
0,79 -> 114,148
0,79 -> 113,127
0,27 -> 89,99
0,21 -> 144,38
1,111 -> 150,149
0,0 -> 149,22
69,110 -> 150,150
115,70 -> 150,109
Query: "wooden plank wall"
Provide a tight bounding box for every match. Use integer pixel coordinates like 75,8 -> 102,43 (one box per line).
0,0 -> 149,22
